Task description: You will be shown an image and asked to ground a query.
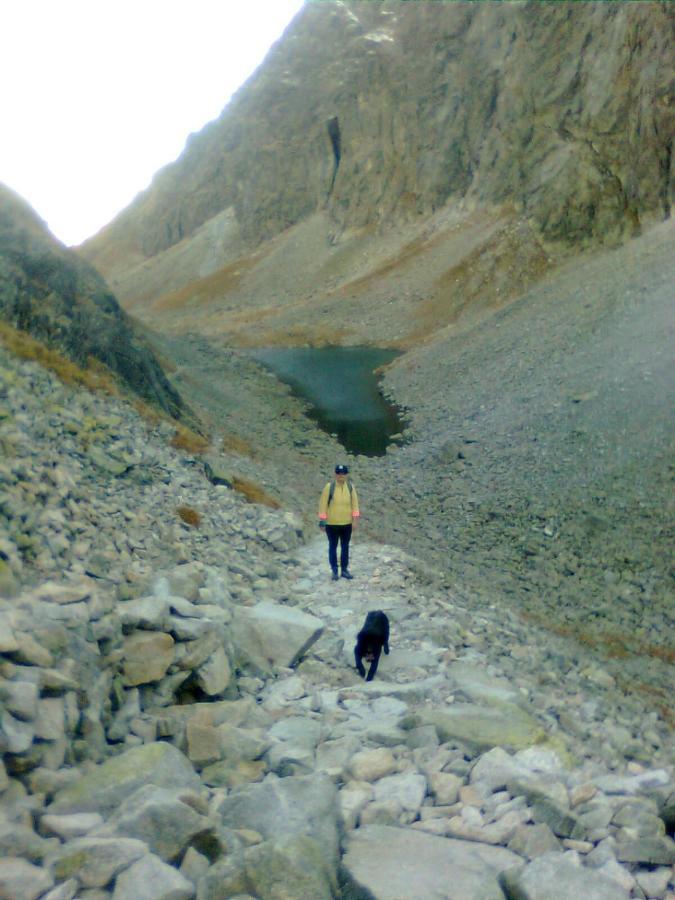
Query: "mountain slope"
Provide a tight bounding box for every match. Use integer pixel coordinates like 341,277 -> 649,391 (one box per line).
79,0 -> 673,345
0,184 -> 187,419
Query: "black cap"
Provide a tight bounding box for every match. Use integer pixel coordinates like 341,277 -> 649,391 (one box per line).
335,464 -> 349,474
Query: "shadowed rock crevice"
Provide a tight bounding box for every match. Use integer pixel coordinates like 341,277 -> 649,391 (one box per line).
327,116 -> 342,195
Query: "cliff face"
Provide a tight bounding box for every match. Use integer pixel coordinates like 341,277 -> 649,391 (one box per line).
80,1 -> 673,343
0,184 -> 186,419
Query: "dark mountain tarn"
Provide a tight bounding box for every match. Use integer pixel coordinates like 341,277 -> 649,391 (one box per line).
249,346 -> 407,457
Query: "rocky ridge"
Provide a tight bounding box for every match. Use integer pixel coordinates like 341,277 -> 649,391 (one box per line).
0,184 -> 187,422
79,1 -> 673,347
1,333 -> 674,896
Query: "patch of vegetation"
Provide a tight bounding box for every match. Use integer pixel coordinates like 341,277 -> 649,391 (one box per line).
0,321 -> 119,395
170,426 -> 210,455
232,476 -> 280,509
222,433 -> 256,458
176,505 -> 201,528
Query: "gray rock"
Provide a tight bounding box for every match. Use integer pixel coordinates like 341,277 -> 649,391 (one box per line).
373,773 -> 427,811
52,836 -> 148,888
231,602 -> 324,673
614,835 -> 675,865
0,857 -> 53,900
216,724 -> 269,762
1,708 -> 34,753
315,736 -> 361,779
339,783 -> 374,831
112,853 -> 195,900
218,774 -> 339,864
499,851 -> 630,899
195,646 -> 232,697
102,785 -> 211,862
245,833 -> 336,900
0,679 -> 39,720
448,662 -> 520,706
33,697 -> 65,741
179,847 -> 210,885
530,799 -> 583,839
0,820 -> 55,862
507,823 -> 562,859
41,812 -> 105,841
122,631 -> 175,686
341,824 -> 520,900
593,769 -> 671,795
194,855 -> 249,900
411,703 -> 545,752
48,743 -> 202,816
118,596 -> 170,630
41,879 -> 79,900
348,747 -> 397,783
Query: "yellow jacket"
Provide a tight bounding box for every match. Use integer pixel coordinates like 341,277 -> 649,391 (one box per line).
318,481 -> 360,526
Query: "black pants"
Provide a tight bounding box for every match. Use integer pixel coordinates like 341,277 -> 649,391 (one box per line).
326,523 -> 352,572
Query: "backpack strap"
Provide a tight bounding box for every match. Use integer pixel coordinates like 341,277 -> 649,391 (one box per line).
328,479 -> 352,505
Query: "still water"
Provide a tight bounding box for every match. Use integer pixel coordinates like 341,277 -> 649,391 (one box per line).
250,346 -> 405,457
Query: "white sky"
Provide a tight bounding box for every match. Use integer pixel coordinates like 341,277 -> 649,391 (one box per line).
0,0 -> 305,246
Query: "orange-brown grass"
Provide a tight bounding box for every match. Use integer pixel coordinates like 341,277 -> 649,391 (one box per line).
0,321 -> 120,395
403,226 -> 552,345
170,427 -> 210,455
232,476 -> 280,509
326,232 -> 443,299
222,433 -> 256,458
230,322 -> 355,348
151,255 -> 258,313
521,610 -> 675,664
614,677 -> 675,728
176,505 -> 201,527
131,398 -> 163,427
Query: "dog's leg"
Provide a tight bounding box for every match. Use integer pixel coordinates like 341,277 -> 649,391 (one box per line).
354,644 -> 366,678
366,648 -> 381,681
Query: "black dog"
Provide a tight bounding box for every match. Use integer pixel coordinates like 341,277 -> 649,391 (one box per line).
355,611 -> 390,681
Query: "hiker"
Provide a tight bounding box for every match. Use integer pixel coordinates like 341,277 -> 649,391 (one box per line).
318,464 -> 360,580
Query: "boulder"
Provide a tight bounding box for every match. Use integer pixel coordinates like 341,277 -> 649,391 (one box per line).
411,703 -> 545,752
373,773 -> 427,811
499,852 -> 630,899
102,785 -> 211,862
218,773 -> 339,863
52,836 -> 148,888
348,747 -> 397,783
0,857 -> 53,900
0,820 -> 55,862
231,602 -> 324,673
48,743 -> 202,816
341,824 -> 520,900
195,646 -> 232,696
122,632 -> 175,685
112,853 -> 195,900
447,662 -> 520,706
245,833 -> 336,900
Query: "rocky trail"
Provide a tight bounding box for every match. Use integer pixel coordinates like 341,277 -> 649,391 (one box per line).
1,332 -> 674,897
2,328 -> 661,900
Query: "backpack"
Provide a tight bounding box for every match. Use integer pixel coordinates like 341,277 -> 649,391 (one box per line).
328,479 -> 353,505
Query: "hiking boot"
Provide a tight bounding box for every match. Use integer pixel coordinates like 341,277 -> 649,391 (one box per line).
331,569 -> 339,581
341,569 -> 353,580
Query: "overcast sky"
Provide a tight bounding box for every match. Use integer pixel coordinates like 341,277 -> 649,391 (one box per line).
0,0 -> 305,246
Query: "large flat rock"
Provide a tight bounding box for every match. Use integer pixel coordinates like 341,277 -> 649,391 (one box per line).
231,602 -> 324,673
218,773 -> 339,863
341,824 -> 520,899
48,743 -> 202,816
413,703 -> 545,752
